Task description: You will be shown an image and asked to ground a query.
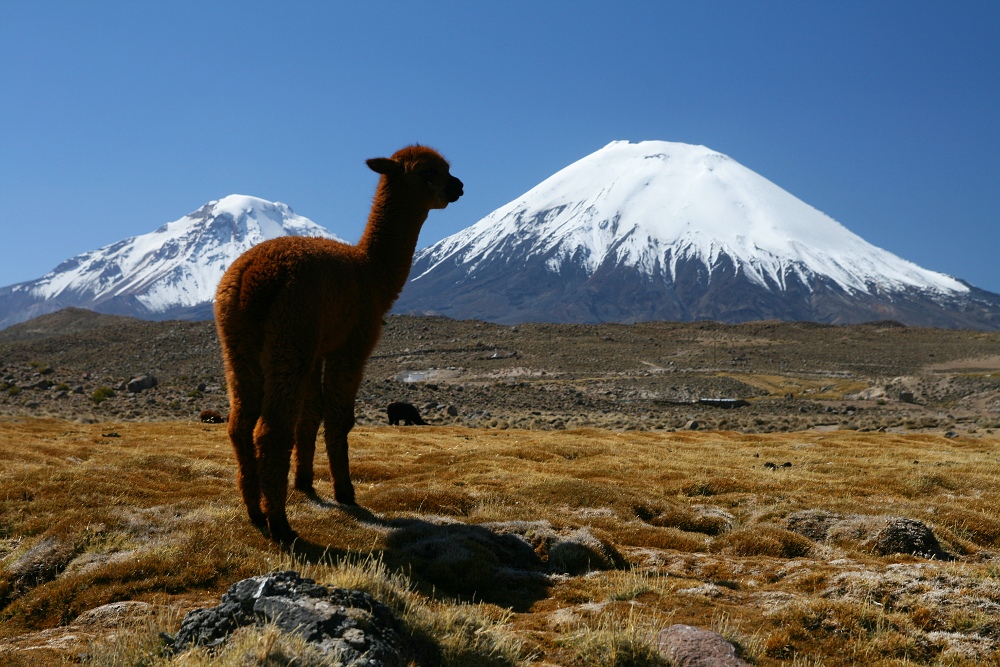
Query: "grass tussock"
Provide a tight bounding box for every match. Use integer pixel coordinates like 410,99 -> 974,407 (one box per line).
709,525 -> 814,558
2,418 -> 1000,665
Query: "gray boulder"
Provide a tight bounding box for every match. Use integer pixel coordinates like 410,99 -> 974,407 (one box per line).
126,374 -> 158,393
167,570 -> 408,666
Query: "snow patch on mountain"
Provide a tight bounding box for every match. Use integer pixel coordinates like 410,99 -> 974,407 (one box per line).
413,140 -> 967,296
14,194 -> 343,313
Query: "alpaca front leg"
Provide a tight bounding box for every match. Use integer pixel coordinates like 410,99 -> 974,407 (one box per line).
323,406 -> 356,505
326,424 -> 355,505
322,361 -> 364,505
293,364 -> 323,495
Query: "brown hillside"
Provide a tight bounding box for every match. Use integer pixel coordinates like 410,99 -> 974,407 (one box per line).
2,310 -> 999,434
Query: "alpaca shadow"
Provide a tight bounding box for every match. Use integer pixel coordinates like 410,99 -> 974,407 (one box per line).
297,502 -> 551,612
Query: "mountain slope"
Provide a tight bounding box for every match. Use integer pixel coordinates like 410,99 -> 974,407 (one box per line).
0,195 -> 343,328
396,140 -> 1000,329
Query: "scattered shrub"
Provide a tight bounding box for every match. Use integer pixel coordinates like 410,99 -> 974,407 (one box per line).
90,386 -> 115,405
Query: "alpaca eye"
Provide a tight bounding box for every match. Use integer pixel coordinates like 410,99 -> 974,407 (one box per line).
421,168 -> 440,182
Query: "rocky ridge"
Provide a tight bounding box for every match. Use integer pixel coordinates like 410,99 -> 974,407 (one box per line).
1,308 -> 999,434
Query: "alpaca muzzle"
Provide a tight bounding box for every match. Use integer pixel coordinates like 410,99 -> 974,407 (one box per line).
445,176 -> 464,202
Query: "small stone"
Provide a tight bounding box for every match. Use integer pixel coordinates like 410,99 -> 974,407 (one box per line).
655,624 -> 751,666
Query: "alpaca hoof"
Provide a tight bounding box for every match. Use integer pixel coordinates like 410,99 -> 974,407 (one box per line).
294,479 -> 317,496
268,521 -> 298,544
335,490 -> 357,506
273,530 -> 299,545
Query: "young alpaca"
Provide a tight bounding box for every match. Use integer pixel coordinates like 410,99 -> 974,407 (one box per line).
215,146 -> 463,542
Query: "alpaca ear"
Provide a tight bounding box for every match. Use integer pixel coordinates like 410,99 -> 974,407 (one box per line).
367,157 -> 402,176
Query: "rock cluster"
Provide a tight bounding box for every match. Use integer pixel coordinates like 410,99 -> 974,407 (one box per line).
4,311 -> 998,433
784,511 -> 953,560
166,570 -> 409,666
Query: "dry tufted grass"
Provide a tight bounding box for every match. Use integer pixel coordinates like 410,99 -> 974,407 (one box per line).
2,417 -> 1000,665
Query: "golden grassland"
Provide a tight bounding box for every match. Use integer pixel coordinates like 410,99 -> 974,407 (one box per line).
2,417 -> 1000,666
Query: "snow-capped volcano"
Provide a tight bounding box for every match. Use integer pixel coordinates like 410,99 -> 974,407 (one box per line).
396,140 -> 1000,328
0,195 -> 343,328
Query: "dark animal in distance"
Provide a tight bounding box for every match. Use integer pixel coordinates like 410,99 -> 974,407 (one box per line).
387,402 -> 428,426
214,145 -> 463,543
199,409 -> 226,424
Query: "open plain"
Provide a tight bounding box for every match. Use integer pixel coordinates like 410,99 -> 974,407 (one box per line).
2,309 -> 1000,665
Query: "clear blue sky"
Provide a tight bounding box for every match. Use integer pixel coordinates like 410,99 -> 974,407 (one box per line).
2,1 -> 999,293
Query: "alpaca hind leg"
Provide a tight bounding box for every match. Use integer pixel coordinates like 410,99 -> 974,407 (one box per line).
255,376 -> 308,543
293,362 -> 323,495
226,364 -> 266,528
322,358 -> 366,505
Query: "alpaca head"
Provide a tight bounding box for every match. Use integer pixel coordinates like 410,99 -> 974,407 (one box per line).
367,145 -> 463,210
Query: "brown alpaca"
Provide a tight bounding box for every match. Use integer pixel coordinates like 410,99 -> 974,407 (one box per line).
214,146 -> 463,542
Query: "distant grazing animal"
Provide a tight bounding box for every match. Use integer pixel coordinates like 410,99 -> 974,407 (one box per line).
215,146 -> 463,543
387,401 -> 428,426
199,409 -> 226,424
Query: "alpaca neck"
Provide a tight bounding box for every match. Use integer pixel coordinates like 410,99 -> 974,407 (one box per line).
357,183 -> 429,309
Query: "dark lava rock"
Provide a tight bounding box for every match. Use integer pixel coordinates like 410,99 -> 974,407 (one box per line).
655,624 -> 750,666
167,570 -> 408,665
870,518 -> 952,560
126,374 -> 158,393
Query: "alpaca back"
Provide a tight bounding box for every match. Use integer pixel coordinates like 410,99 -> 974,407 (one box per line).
216,236 -> 378,360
